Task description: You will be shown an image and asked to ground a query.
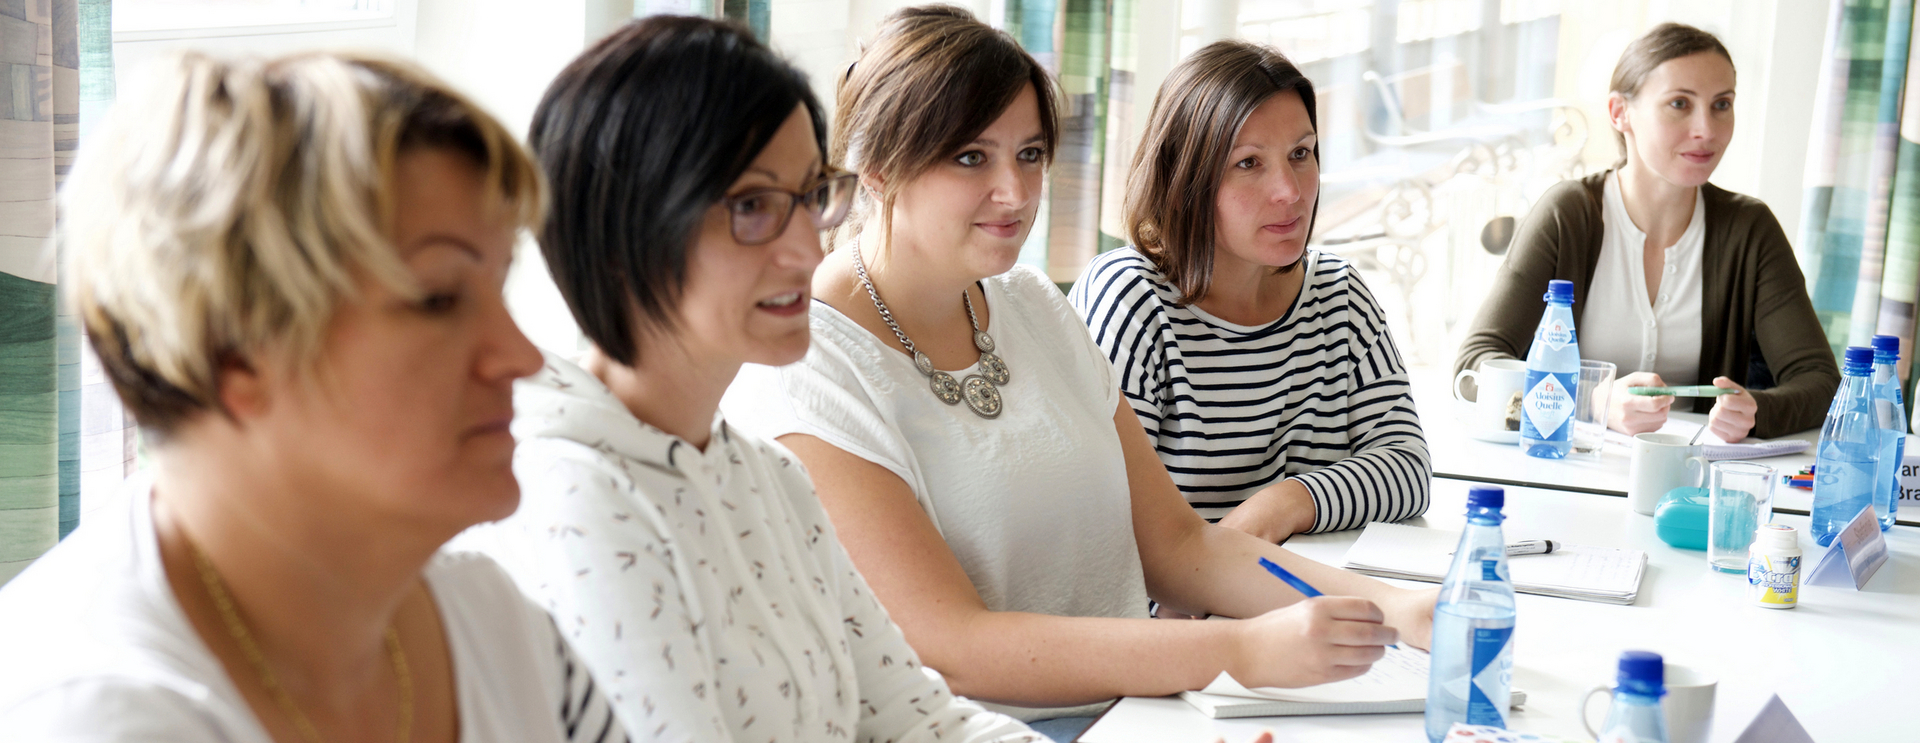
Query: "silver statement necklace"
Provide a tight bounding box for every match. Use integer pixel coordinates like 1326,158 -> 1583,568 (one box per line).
851,244 -> 1009,419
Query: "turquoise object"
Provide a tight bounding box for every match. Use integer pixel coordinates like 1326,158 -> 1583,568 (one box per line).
1655,487 -> 1711,551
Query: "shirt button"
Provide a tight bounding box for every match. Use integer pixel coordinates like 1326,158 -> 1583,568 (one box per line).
1645,320 -> 1656,328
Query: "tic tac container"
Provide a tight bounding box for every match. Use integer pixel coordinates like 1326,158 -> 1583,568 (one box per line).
1748,524 -> 1801,609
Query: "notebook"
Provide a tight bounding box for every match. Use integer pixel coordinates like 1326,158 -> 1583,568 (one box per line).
1602,420 -> 1811,460
1341,522 -> 1646,605
1178,645 -> 1528,718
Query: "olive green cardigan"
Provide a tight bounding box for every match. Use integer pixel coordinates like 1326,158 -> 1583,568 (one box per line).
1454,172 -> 1839,439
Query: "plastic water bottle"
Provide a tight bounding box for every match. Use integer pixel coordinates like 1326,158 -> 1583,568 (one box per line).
1812,347 -> 1879,546
1520,280 -> 1580,459
1870,335 -> 1906,532
1424,486 -> 1516,742
1593,651 -> 1669,743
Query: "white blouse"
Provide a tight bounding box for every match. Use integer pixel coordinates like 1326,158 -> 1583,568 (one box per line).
467,355 -> 1037,743
0,475 -> 626,742
721,264 -> 1150,722
1580,171 -> 1706,384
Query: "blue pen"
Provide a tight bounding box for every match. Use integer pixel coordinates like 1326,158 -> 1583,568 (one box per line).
1258,557 -> 1398,649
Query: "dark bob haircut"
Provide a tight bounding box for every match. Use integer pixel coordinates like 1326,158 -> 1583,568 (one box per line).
530,16 -> 827,365
1126,40 -> 1318,305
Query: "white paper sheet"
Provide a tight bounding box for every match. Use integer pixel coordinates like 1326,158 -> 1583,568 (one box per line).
1342,522 -> 1645,600
1198,645 -> 1430,704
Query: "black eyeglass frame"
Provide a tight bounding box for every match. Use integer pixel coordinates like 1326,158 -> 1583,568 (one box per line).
722,170 -> 859,246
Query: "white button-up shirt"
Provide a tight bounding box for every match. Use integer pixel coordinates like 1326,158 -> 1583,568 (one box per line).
1580,171 -> 1706,383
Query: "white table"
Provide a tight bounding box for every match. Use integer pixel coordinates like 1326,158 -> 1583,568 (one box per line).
1080,477 -> 1920,743
1408,366 -> 1920,527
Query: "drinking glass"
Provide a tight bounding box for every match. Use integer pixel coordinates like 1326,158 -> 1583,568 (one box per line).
1708,461 -> 1776,573
1572,360 -> 1617,457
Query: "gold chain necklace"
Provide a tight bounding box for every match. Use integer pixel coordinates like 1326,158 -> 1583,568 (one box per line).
187,539 -> 413,743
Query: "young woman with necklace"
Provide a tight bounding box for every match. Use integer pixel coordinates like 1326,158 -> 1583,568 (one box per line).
722,7 -> 1437,739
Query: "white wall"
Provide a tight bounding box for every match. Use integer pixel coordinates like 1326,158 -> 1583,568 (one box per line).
411,0 -> 629,355
769,0 -> 853,117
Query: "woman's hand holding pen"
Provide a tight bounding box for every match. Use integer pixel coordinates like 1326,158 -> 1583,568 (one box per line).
1705,376 -> 1756,441
1231,597 -> 1398,688
1610,371 -> 1673,434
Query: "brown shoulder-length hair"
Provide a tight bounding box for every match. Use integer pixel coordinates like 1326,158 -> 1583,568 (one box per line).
1609,23 -> 1734,162
1126,40 -> 1318,305
831,4 -> 1058,251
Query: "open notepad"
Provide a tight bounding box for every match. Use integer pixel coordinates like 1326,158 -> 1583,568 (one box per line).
1179,645 -> 1527,718
1342,522 -> 1646,604
1602,419 -> 1810,460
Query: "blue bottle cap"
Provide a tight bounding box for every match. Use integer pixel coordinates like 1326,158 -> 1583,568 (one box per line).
1616,651 -> 1665,697
1542,280 -> 1575,305
1844,346 -> 1875,375
1872,334 -> 1901,363
1467,485 -> 1505,510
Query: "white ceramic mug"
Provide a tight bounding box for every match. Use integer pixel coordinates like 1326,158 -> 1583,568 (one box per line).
1454,358 -> 1528,433
1629,433 -> 1709,516
1580,663 -> 1717,743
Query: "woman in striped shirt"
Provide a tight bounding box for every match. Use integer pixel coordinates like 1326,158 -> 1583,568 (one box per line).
1071,40 -> 1431,544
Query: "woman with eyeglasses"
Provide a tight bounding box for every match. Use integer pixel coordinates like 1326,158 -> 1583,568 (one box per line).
464,17 -> 1041,743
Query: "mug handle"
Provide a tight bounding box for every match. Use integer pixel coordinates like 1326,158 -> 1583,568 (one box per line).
1580,685 -> 1615,739
1455,369 -> 1480,402
1687,455 -> 1711,488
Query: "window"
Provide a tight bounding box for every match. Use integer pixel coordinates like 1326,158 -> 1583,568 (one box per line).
115,0 -> 396,40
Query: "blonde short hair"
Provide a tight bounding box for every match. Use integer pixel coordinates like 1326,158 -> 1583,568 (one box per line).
62,51 -> 545,439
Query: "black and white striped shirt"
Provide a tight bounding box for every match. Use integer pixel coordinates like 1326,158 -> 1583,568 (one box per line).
1070,248 -> 1431,532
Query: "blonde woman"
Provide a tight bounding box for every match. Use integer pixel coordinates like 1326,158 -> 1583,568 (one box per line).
723,6 -> 1436,737
0,53 -> 625,742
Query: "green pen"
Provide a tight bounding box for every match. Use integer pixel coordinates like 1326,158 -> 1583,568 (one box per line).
1626,385 -> 1741,397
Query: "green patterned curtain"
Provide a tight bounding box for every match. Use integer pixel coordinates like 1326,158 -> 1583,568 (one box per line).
1001,0 -> 1133,284
1006,0 -> 1059,275
1046,0 -> 1110,282
1,0 -> 78,584
1853,0 -> 1915,354
0,0 -> 113,584
1097,0 -> 1135,254
1798,0 -> 1912,360
1883,7 -> 1920,380
721,0 -> 769,40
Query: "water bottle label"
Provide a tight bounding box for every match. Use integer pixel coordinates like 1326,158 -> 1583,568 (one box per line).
1539,317 -> 1574,351
1520,371 -> 1576,441
1465,626 -> 1512,727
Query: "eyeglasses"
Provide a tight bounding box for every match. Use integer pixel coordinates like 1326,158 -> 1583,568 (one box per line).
723,170 -> 858,246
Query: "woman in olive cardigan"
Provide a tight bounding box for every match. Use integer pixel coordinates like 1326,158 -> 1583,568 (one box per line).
1455,23 -> 1837,441
1456,174 -> 1836,439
